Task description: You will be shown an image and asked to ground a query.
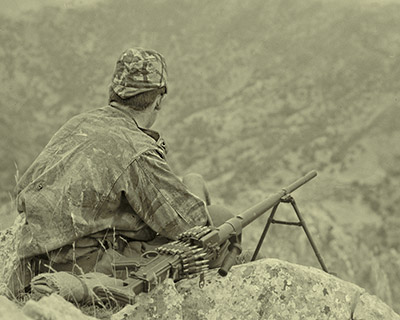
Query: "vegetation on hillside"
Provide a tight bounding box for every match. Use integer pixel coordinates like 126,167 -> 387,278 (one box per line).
1,0 -> 399,313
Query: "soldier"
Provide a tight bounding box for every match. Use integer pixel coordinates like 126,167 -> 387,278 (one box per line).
14,47 -> 233,285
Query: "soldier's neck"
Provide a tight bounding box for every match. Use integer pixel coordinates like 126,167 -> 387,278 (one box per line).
109,102 -> 152,129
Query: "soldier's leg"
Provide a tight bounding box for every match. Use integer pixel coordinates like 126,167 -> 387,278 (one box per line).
207,204 -> 235,227
181,173 -> 248,269
182,173 -> 211,205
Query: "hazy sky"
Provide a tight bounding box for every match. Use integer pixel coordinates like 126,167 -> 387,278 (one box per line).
2,0 -> 400,17
1,0 -> 102,17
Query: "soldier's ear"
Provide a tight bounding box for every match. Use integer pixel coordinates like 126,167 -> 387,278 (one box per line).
154,95 -> 163,111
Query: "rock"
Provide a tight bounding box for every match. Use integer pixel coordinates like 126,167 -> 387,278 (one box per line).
0,296 -> 31,320
111,279 -> 183,320
355,292 -> 399,320
0,215 -> 24,297
22,294 -> 97,320
99,258 -> 400,320
175,258 -> 400,320
0,294 -> 97,320
1,234 -> 399,320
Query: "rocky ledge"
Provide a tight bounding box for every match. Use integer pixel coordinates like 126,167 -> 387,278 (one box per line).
1,221 -> 399,319
1,258 -> 399,320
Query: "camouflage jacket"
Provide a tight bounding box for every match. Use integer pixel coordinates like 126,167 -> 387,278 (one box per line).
16,105 -> 208,259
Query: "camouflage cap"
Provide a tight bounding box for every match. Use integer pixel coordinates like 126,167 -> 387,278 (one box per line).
110,47 -> 168,99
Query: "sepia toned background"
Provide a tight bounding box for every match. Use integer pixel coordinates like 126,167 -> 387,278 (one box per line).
1,0 -> 399,313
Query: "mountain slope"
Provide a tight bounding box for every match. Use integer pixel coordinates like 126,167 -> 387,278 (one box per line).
0,0 -> 399,312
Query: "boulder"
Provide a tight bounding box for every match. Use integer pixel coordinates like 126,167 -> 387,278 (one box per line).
113,258 -> 400,320
0,294 -> 97,320
111,279 -> 183,320
1,221 -> 399,320
22,294 -> 97,320
0,296 -> 31,320
176,259 -> 400,319
0,216 -> 24,296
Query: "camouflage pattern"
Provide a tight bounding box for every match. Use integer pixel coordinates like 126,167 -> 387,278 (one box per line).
15,105 -> 207,259
110,48 -> 168,99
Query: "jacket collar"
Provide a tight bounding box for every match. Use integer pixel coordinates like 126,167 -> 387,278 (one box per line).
108,102 -> 161,142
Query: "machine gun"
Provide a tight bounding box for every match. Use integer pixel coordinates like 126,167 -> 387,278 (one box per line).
93,170 -> 324,305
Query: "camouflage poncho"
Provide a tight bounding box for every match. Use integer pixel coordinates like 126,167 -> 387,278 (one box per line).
15,105 -> 208,259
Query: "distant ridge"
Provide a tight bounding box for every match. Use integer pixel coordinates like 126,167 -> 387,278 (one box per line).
0,0 -> 399,312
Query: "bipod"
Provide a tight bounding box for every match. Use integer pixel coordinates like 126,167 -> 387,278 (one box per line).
251,195 -> 329,273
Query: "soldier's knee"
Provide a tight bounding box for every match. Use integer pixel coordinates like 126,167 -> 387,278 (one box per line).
181,173 -> 205,186
182,173 -> 211,204
207,204 -> 234,227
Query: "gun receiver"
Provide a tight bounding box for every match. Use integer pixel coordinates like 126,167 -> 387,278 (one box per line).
93,170 -> 318,305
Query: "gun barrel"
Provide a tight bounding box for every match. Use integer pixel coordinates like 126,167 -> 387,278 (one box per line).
202,171 -> 317,246
240,170 -> 317,228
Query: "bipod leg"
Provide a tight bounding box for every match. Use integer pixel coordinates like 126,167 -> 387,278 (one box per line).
283,196 -> 329,273
251,202 -> 280,261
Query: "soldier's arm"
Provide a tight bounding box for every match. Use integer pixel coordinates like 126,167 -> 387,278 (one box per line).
121,150 -> 209,239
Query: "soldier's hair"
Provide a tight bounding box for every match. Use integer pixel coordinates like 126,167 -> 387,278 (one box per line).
108,87 -> 166,111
